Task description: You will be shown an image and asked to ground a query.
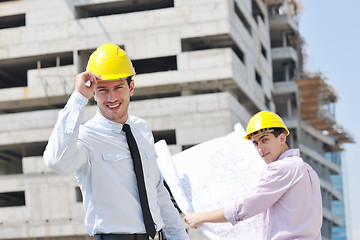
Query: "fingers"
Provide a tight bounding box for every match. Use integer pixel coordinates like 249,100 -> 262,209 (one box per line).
76,71 -> 101,88
75,71 -> 102,99
82,71 -> 102,86
183,215 -> 200,229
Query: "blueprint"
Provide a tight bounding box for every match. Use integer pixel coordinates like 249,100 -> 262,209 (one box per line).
155,123 -> 266,239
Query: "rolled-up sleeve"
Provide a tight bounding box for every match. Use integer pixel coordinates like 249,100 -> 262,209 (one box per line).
224,165 -> 297,225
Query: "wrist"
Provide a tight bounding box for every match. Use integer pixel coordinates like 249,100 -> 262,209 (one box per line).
69,91 -> 89,107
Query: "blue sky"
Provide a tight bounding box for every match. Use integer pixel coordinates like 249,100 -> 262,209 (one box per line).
298,0 -> 360,238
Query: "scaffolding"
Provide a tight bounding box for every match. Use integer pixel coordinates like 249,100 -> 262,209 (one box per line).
297,76 -> 353,145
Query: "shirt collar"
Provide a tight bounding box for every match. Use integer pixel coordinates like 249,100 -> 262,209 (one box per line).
277,148 -> 300,160
93,111 -> 127,134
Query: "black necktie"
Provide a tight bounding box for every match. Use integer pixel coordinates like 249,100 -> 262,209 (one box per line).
122,124 -> 156,239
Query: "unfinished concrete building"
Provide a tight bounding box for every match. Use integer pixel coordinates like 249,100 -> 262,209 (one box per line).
0,0 -> 272,239
0,0 -> 351,240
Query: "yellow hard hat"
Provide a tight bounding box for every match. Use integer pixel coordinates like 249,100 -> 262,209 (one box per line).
244,111 -> 289,140
86,44 -> 136,81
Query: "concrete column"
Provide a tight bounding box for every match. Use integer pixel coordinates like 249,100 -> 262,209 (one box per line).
287,97 -> 292,117
284,62 -> 290,82
282,32 -> 287,47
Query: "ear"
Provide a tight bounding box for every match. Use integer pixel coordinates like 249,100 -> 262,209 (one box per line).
129,79 -> 135,96
279,133 -> 287,145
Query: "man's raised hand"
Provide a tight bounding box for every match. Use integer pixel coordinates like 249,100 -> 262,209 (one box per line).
75,71 -> 102,99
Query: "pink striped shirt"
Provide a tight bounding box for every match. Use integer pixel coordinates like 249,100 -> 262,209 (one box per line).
224,149 -> 322,240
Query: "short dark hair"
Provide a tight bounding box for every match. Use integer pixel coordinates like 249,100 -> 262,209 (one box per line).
271,127 -> 286,137
126,76 -> 132,86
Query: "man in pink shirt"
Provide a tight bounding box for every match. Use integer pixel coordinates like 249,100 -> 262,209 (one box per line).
183,111 -> 322,240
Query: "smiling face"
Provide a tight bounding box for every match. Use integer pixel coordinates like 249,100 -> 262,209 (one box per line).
252,132 -> 288,164
93,78 -> 134,124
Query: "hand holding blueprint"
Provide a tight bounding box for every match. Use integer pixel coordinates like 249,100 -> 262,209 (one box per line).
155,123 -> 266,239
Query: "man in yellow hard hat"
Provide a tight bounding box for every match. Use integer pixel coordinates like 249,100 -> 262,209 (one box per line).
44,44 -> 189,240
183,111 -> 323,240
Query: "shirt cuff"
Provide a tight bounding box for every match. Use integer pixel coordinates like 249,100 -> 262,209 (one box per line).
61,91 -> 88,134
67,91 -> 89,109
224,202 -> 241,226
166,230 -> 190,240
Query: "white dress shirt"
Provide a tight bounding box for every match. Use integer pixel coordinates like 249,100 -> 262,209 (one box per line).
224,149 -> 322,240
44,91 -> 189,239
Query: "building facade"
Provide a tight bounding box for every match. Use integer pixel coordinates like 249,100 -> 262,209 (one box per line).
329,151 -> 350,240
267,1 -> 353,240
0,0 -> 351,239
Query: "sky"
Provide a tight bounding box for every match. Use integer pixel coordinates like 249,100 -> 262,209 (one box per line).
298,0 -> 360,239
